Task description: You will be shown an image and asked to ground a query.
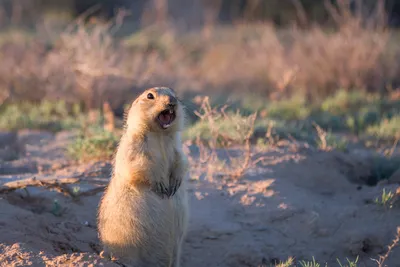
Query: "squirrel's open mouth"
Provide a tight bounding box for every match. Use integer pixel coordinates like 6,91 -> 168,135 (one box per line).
157,109 -> 176,129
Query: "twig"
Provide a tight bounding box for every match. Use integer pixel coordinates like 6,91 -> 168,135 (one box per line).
291,0 -> 308,28
387,136 -> 399,158
229,112 -> 257,179
313,122 -> 328,150
0,176 -> 80,195
191,96 -> 263,180
0,175 -> 108,200
65,4 -> 103,33
372,227 -> 400,267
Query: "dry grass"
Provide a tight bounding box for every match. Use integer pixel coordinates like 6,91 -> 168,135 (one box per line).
193,0 -> 395,100
0,0 -> 398,110
186,96 -> 275,181
372,226 -> 400,267
67,126 -> 120,163
0,10 -> 184,111
270,227 -> 400,266
313,122 -> 348,151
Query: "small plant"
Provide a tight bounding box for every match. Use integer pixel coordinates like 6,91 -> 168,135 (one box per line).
314,123 -> 329,151
313,123 -> 348,151
320,89 -> 373,115
374,189 -> 396,209
0,101 -> 86,132
337,256 -> 359,267
256,137 -> 271,151
265,95 -> 311,121
50,199 -> 63,217
298,257 -> 326,267
367,116 -> 400,141
72,186 -> 81,197
326,133 -> 348,152
184,101 -> 259,146
67,127 -> 119,162
186,96 -> 268,180
273,257 -> 295,267
372,227 -> 400,267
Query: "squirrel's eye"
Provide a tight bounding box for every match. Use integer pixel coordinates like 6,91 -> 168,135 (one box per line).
147,93 -> 154,99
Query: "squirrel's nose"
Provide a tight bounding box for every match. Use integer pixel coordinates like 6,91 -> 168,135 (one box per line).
168,95 -> 177,107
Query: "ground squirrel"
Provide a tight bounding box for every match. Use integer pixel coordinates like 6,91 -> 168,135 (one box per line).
97,87 -> 189,267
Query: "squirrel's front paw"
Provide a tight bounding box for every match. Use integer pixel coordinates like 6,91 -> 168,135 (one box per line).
168,175 -> 182,197
151,182 -> 169,199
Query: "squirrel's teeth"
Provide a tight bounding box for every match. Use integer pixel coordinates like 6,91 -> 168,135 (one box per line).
169,109 -> 173,114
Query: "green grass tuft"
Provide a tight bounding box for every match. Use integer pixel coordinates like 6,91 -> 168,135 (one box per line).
320,89 -> 376,115
0,101 -> 86,132
374,188 -> 396,209
366,116 -> 400,140
67,127 -> 119,163
336,256 -> 359,267
298,257 -> 326,267
264,95 -> 311,121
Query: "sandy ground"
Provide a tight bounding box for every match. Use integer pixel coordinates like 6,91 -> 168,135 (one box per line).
0,130 -> 399,267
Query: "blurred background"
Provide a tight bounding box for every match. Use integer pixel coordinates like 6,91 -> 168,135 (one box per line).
0,0 -> 399,146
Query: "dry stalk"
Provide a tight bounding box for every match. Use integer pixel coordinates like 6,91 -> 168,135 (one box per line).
64,4 -> 103,33
265,121 -> 282,146
57,9 -> 140,110
88,109 -> 100,125
273,67 -> 298,100
313,122 -> 329,151
201,0 -> 223,40
190,96 -> 226,180
372,226 -> 400,267
324,0 -> 387,31
191,96 -> 262,180
385,136 -> 399,158
186,134 -> 214,180
10,0 -> 22,25
291,0 -> 308,27
103,101 -> 115,132
228,112 -> 257,179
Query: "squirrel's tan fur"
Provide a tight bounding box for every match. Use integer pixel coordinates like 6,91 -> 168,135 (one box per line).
97,87 -> 189,267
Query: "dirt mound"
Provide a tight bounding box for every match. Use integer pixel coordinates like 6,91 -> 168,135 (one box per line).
0,131 -> 399,266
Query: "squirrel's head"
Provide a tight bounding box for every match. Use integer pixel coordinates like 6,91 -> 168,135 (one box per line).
126,87 -> 185,134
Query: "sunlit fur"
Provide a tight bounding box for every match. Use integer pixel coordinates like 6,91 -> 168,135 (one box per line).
97,87 -> 189,267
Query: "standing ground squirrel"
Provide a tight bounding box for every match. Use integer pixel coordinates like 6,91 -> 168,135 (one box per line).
97,87 -> 190,267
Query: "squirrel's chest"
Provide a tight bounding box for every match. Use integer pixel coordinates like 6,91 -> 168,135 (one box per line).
146,134 -> 175,170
